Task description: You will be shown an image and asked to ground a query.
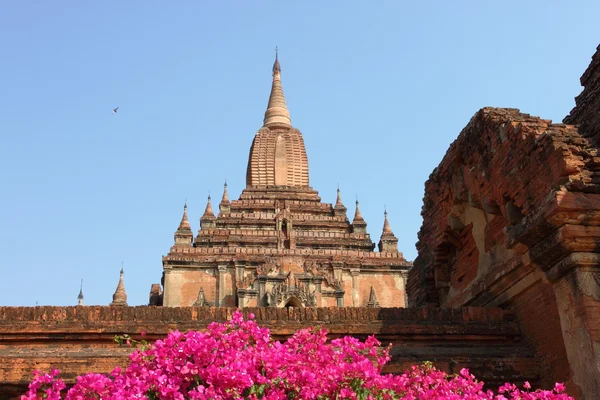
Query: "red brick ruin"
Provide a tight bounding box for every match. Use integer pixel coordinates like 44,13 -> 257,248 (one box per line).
0,45 -> 599,399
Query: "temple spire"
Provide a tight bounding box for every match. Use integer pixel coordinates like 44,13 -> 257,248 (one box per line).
353,199 -> 365,222
178,202 -> 191,230
221,181 -> 229,203
335,186 -> 343,206
110,266 -> 128,306
378,208 -> 398,252
352,198 -> 367,234
219,181 -> 231,214
333,186 -> 347,217
263,48 -> 291,127
202,194 -> 215,218
174,202 -> 193,246
200,193 -> 217,229
77,279 -> 84,306
382,208 -> 393,234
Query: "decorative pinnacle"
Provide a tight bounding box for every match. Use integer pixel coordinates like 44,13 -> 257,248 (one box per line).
202,192 -> 215,218
382,208 -> 393,234
178,201 -> 191,231
111,265 -> 128,306
263,48 -> 291,127
77,279 -> 84,302
273,46 -> 280,75
335,186 -> 344,207
353,197 -> 365,222
221,180 -> 230,204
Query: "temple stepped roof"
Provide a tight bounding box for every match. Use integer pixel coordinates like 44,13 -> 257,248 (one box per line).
164,53 -> 410,274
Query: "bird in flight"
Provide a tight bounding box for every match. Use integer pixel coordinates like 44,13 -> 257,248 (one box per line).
112,106 -> 119,114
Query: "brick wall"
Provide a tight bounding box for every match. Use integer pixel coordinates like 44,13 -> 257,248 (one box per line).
564,44 -> 600,143
0,306 -> 537,399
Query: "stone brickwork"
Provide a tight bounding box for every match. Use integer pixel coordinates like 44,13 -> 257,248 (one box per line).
160,55 -> 410,309
0,306 -> 538,399
409,43 -> 600,399
564,44 -> 600,142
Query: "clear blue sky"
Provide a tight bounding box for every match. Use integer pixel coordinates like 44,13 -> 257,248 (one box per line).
0,2 -> 598,306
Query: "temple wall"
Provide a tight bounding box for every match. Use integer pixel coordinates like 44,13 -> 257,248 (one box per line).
164,269 -> 217,307
409,43 -> 600,399
504,275 -> 575,396
564,44 -> 600,142
356,273 -> 406,307
0,306 -> 538,399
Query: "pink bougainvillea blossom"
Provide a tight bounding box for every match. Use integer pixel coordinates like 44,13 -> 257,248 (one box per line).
22,311 -> 573,400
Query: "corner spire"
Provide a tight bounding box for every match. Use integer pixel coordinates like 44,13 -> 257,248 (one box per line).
335,187 -> 343,206
178,202 -> 191,230
382,208 -> 393,234
378,208 -> 398,253
263,48 -> 291,127
175,202 -> 193,246
352,198 -> 367,234
202,194 -> 215,218
333,186 -> 347,217
77,279 -> 84,306
200,193 -> 217,229
219,181 -> 231,214
110,267 -> 128,306
353,199 -> 365,222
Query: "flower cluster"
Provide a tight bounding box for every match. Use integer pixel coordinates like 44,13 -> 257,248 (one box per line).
23,311 -> 572,399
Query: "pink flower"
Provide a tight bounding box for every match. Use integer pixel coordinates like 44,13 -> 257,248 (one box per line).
21,311 -> 575,400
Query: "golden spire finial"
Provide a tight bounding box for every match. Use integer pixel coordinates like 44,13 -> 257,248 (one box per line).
263,47 -> 291,127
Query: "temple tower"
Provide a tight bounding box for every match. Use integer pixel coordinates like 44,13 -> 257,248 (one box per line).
160,53 -> 411,308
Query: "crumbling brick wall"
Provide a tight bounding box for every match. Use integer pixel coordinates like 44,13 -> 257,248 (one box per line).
564,44 -> 600,142
409,43 -> 600,399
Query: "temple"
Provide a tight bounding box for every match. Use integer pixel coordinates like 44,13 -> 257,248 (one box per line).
159,53 -> 411,308
3,46 -> 600,399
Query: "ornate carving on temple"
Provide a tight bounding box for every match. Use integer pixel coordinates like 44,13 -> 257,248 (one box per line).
193,287 -> 210,306
275,203 -> 294,250
268,277 -> 316,307
367,286 -> 380,308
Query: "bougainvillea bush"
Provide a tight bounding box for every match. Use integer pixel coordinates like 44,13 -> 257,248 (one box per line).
23,311 -> 572,400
